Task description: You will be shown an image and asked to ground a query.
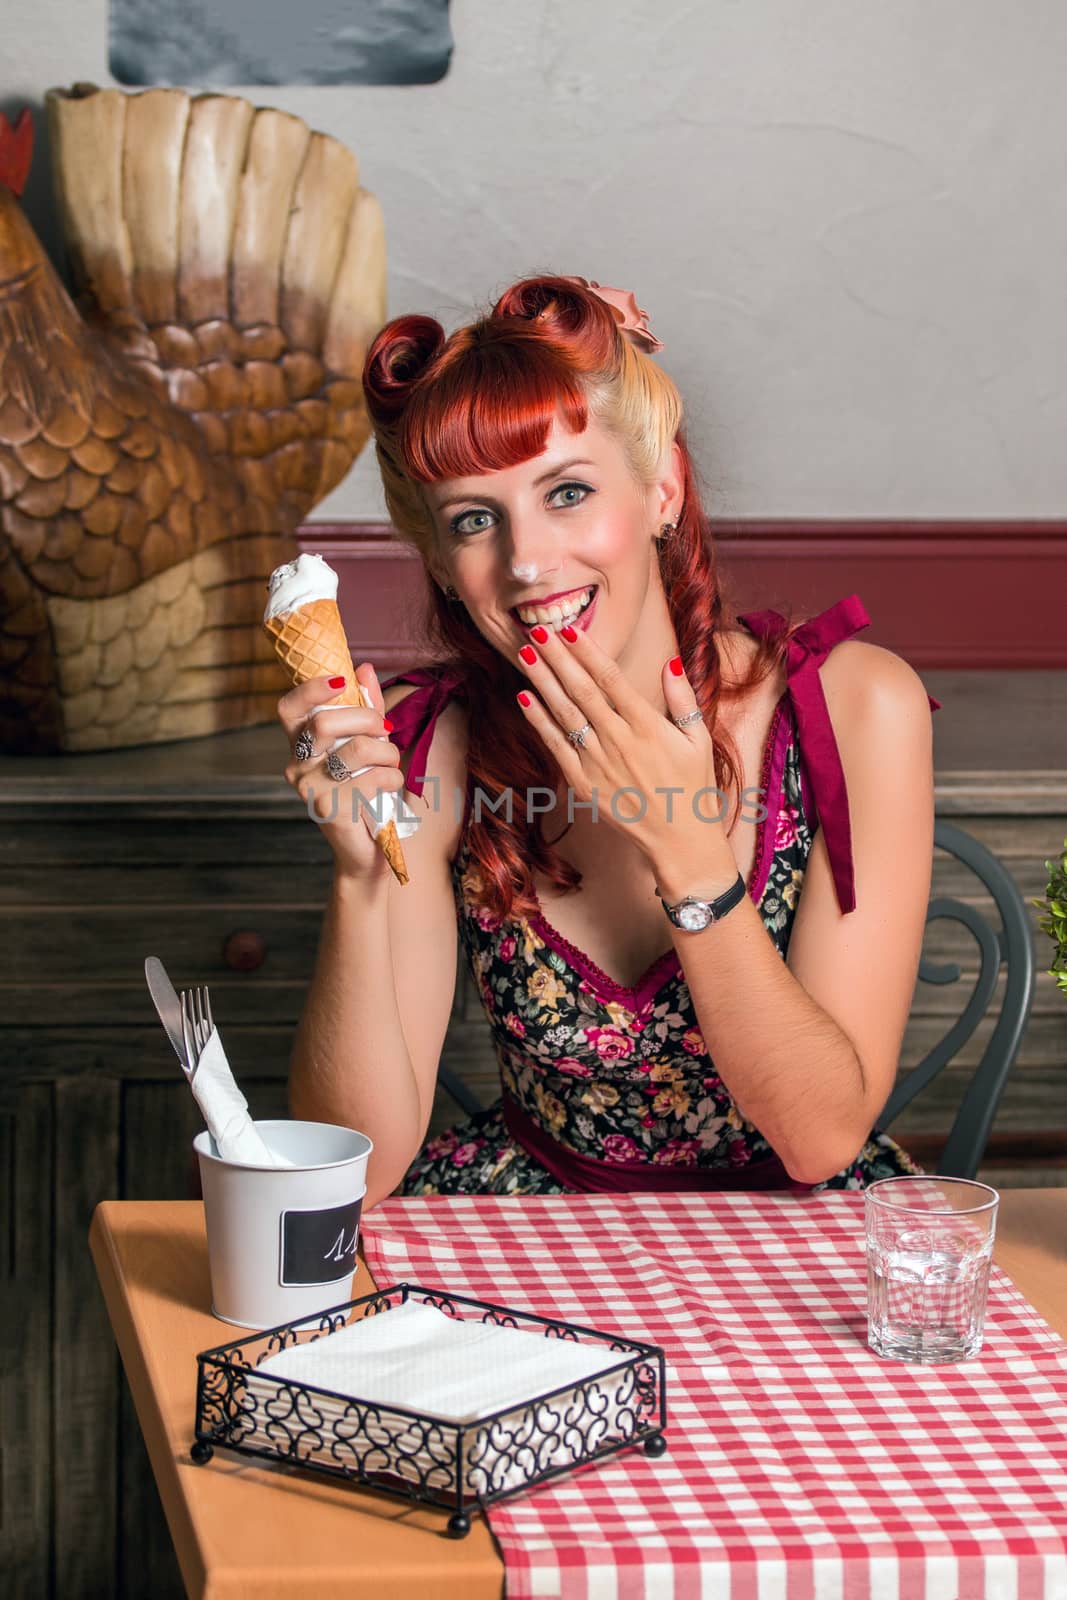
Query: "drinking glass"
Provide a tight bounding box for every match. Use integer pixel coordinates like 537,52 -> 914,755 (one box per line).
865,1176 -> 999,1363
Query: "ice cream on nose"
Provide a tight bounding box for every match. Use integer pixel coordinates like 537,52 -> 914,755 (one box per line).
264,554 -> 415,885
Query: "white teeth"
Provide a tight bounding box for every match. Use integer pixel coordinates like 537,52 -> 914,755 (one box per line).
516,588 -> 593,626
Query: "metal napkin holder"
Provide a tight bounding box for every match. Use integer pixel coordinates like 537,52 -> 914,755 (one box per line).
192,1281 -> 668,1537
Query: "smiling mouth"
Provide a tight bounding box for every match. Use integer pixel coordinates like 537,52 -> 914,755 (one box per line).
510,586 -> 598,633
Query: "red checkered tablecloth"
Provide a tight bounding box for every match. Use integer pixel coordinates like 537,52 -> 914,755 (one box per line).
362,1192 -> 1067,1600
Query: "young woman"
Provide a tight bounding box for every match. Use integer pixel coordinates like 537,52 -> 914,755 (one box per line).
277,275 -> 938,1208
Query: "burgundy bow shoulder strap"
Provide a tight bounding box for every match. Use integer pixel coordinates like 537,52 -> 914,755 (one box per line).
736,594 -> 941,916
379,663 -> 466,799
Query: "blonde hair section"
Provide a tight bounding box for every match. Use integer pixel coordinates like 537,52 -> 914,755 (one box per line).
587,337 -> 683,486
370,317 -> 683,567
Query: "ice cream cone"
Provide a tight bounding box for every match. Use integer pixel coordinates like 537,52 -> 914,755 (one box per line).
375,818 -> 409,886
265,598 -> 363,705
264,597 -> 410,885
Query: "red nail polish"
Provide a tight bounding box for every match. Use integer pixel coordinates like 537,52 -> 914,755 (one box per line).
669,656 -> 684,677
383,717 -> 394,733
530,625 -> 549,644
560,625 -> 578,643
328,675 -> 346,689
519,645 -> 538,666
517,691 -> 532,708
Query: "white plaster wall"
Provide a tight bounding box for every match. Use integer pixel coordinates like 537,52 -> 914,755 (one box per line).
7,0 -> 1065,519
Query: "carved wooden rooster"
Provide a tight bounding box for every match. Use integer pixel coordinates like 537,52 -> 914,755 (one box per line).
0,87 -> 385,752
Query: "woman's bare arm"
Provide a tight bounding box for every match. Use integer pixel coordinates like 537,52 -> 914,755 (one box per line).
288,693 -> 468,1208
650,643 -> 934,1184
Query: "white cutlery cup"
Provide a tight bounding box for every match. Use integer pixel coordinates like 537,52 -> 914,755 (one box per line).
194,1120 -> 373,1329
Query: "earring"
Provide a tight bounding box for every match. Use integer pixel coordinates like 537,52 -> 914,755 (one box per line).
444,584 -> 460,600
657,520 -> 677,542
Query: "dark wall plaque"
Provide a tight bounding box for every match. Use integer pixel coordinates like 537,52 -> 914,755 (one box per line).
110,0 -> 453,86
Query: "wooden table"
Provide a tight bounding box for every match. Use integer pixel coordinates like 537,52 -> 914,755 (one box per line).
90,1191 -> 1067,1600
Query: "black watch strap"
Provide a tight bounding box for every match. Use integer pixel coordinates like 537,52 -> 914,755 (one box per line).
655,871 -> 746,927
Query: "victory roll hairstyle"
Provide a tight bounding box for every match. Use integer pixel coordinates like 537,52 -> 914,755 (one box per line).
362,275 -> 794,922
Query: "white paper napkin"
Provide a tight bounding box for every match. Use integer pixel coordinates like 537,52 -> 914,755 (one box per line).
243,1299 -> 640,1495
256,1298 -> 625,1417
191,1028 -> 292,1168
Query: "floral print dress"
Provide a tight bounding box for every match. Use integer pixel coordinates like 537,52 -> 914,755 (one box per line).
393,597 -> 926,1199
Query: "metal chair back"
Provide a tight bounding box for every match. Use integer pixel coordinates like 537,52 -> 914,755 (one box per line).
437,1061 -> 484,1120
879,819 -> 1036,1179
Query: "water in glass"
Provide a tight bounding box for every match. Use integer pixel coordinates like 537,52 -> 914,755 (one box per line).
867,1223 -> 993,1363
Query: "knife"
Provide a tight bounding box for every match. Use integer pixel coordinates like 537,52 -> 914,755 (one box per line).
145,956 -> 192,1076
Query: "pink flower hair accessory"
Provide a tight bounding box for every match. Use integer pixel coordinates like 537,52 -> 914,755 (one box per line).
566,276 -> 665,354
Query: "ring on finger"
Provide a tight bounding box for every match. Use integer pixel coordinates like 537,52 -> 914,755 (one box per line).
295,726 -> 316,762
326,749 -> 355,782
672,708 -> 704,729
566,722 -> 593,749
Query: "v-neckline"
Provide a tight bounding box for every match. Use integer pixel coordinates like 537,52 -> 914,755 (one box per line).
526,692 -> 791,1010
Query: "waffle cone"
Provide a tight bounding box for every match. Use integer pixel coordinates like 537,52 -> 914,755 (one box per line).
264,599 -> 410,885
265,599 -> 363,703
376,819 -> 409,886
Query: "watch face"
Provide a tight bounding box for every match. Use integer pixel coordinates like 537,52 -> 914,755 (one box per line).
676,900 -> 712,932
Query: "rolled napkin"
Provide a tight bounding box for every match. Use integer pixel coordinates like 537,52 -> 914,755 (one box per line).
191,1028 -> 293,1168
244,1299 -> 642,1495
263,552 -> 419,885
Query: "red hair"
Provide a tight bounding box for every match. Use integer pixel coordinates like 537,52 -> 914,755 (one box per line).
363,276 -> 795,921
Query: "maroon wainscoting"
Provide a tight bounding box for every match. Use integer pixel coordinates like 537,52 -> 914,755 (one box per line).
298,521 -> 1067,670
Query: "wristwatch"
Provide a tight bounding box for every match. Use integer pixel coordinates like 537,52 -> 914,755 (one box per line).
655,871 -> 746,932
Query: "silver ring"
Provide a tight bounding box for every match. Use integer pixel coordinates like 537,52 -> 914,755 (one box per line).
295,727 -> 315,762
566,722 -> 593,748
325,749 -> 354,782
672,708 -> 704,728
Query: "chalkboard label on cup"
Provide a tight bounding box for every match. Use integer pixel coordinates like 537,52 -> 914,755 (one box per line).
280,1196 -> 365,1287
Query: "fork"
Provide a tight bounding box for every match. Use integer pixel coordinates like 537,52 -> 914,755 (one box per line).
180,985 -> 215,1075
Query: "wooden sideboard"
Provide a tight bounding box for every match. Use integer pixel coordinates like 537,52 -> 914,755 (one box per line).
1,668 -> 1065,1598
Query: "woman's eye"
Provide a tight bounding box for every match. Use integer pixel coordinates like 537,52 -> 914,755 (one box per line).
548,481 -> 592,509
451,507 -> 496,537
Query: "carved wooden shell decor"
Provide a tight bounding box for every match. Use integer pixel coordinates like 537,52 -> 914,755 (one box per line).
0,88 -> 386,753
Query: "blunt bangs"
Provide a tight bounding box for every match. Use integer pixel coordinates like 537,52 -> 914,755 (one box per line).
400,335 -> 590,483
